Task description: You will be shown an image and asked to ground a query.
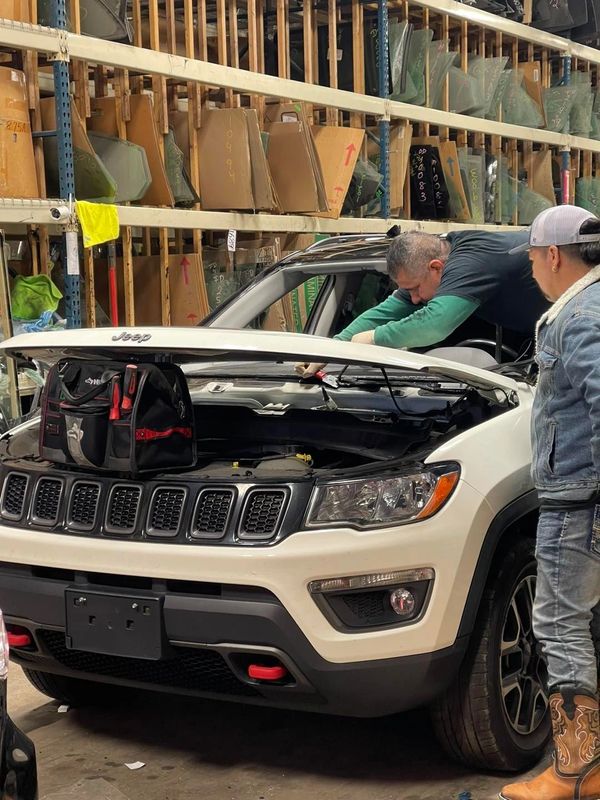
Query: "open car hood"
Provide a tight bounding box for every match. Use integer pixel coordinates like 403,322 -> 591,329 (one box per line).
0,327 -> 520,393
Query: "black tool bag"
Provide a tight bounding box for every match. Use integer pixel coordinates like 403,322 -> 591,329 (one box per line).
40,359 -> 196,473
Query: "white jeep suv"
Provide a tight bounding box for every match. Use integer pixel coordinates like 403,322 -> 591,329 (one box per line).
0,235 -> 547,773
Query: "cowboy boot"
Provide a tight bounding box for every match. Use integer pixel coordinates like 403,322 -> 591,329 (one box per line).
499,691 -> 600,800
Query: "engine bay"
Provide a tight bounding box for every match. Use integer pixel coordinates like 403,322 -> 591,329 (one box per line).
185,363 -> 513,476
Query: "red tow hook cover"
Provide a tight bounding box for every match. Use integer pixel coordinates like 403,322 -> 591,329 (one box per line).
247,664 -> 288,681
7,631 -> 32,648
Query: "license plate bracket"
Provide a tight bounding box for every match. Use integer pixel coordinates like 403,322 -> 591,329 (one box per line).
65,589 -> 164,660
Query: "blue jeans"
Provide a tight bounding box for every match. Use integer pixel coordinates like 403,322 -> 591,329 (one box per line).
533,507 -> 600,696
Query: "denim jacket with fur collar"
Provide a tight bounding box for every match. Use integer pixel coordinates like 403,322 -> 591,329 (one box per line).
532,265 -> 600,500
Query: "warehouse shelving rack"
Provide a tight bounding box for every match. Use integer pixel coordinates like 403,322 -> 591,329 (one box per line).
1,0 -> 600,327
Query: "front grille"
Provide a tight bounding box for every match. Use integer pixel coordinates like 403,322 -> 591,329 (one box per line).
1,473 -> 29,520
147,487 -> 186,536
105,485 -> 142,534
68,482 -> 101,530
239,489 -> 286,540
39,630 -> 258,697
32,478 -> 63,524
192,489 -> 234,539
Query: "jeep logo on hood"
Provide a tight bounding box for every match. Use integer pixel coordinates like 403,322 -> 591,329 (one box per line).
111,332 -> 152,343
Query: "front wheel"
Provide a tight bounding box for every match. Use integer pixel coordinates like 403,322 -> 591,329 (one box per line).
431,539 -> 550,772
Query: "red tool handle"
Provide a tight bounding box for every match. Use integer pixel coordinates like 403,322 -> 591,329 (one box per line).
109,377 -> 121,420
121,364 -> 137,412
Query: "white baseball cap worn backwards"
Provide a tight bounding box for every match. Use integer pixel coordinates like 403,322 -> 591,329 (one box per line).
509,205 -> 600,255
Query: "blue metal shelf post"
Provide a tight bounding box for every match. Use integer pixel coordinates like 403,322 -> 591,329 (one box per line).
52,0 -> 81,328
378,0 -> 391,220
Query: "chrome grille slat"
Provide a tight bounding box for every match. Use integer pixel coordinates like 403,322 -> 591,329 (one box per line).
68,482 -> 101,531
32,477 -> 63,525
191,489 -> 234,539
1,473 -> 29,521
105,485 -> 142,535
239,490 -> 286,540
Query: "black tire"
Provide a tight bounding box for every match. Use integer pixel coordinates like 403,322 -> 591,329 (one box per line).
431,538 -> 551,772
21,668 -> 112,707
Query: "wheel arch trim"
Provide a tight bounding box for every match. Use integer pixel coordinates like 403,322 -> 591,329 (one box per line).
457,490 -> 539,639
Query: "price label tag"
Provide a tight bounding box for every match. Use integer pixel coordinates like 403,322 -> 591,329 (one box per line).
66,230 -> 80,276
227,229 -> 237,252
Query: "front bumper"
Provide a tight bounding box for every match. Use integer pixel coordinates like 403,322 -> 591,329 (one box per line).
0,680 -> 37,800
0,564 -> 468,717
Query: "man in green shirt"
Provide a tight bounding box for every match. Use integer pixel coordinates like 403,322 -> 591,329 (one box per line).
297,229 -> 549,376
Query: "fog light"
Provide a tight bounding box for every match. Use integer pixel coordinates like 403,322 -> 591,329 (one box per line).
389,588 -> 416,617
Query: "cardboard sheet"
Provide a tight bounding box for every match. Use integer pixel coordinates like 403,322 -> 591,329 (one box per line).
169,254 -> 207,325
89,96 -> 119,137
528,150 -> 556,205
265,102 -> 328,213
0,68 -> 38,198
198,108 -> 255,210
4,1 -> 32,21
437,140 -> 471,222
244,108 -> 278,211
520,62 -> 547,127
90,95 -> 174,206
312,126 -> 365,219
94,253 -> 207,325
127,95 -> 174,207
413,136 -> 471,221
389,124 -> 413,212
41,97 -> 116,201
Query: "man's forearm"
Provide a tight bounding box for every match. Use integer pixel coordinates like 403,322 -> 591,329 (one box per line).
373,296 -> 478,349
335,294 -> 414,341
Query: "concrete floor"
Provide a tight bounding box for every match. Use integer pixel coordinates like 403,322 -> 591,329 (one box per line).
8,664 -> 539,800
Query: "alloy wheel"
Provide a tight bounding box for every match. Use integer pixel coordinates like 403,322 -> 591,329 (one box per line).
500,574 -> 548,736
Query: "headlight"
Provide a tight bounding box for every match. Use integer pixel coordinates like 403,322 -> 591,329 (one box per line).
305,463 -> 460,529
0,609 -> 8,680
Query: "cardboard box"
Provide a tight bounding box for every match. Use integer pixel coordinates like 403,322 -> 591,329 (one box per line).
312,126 -> 364,219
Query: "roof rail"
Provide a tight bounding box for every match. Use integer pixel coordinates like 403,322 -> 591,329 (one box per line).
303,233 -> 389,253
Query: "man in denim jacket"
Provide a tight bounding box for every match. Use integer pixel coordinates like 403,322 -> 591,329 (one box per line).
501,205 -> 600,800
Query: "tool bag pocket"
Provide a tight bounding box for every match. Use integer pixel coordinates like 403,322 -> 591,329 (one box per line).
40,359 -> 196,473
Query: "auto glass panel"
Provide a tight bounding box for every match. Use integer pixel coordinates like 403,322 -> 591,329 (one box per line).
331,272 -> 395,337
246,276 -> 327,332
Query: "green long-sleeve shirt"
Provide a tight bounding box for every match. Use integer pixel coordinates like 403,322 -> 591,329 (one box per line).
335,294 -> 479,349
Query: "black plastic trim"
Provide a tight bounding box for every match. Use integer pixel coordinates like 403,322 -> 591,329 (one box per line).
30,476 -> 64,526
0,472 -> 30,522
457,490 -> 539,639
66,480 -> 103,532
0,566 -> 467,717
